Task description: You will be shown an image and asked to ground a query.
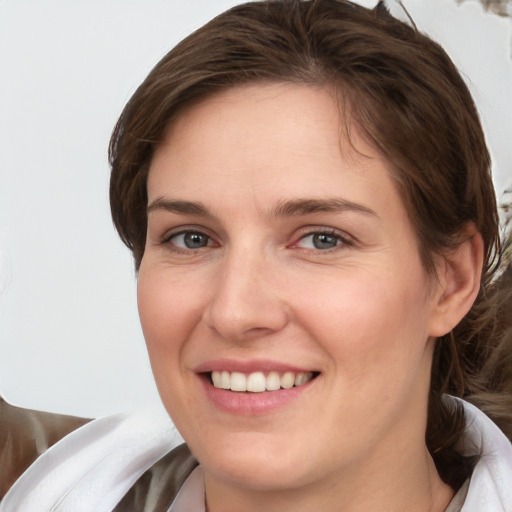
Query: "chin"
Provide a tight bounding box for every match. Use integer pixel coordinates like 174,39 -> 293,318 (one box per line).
190,429 -> 324,492
207,453 -> 312,492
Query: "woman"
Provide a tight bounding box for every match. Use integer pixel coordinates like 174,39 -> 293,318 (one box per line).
1,0 -> 511,510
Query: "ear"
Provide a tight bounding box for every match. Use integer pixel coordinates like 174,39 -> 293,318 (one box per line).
428,224 -> 484,338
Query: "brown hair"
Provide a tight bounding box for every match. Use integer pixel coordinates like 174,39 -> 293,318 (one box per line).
109,0 -> 512,488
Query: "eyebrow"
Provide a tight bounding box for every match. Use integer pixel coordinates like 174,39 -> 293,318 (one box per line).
147,198 -> 212,217
271,198 -> 378,218
147,197 -> 378,219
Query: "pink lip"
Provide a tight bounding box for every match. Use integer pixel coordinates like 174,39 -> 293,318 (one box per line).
194,358 -> 314,374
194,359 -> 318,415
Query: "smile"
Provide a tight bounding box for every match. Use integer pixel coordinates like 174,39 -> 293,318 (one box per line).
210,371 -> 315,392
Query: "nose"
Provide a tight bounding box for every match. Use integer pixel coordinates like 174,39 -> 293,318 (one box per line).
202,248 -> 289,342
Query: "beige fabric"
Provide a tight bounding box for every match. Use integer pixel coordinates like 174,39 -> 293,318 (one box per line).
445,479 -> 470,512
113,444 -> 197,512
0,396 -> 90,500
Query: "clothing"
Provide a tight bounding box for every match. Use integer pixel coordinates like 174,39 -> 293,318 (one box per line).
0,399 -> 197,512
449,398 -> 512,511
1,396 -> 511,511
0,397 -> 90,500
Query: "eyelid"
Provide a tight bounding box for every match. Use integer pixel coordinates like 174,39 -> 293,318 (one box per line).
159,224 -> 210,241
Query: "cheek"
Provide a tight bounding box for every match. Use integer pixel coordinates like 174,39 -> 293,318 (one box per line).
296,263 -> 432,385
137,266 -> 207,426
137,266 -> 202,368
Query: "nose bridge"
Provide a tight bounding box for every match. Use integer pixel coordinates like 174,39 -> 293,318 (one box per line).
203,240 -> 288,341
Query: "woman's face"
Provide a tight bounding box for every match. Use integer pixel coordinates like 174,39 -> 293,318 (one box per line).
138,83 -> 443,494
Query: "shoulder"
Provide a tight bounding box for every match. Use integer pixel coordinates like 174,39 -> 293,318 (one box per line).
0,396 -> 91,499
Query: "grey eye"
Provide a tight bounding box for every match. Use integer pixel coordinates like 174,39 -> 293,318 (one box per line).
182,232 -> 210,249
170,231 -> 211,249
311,233 -> 340,249
295,231 -> 346,250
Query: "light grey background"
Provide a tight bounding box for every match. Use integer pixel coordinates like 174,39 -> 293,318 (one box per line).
1,0 -> 511,418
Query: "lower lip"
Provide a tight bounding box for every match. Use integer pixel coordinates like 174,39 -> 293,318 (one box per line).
200,375 -> 315,415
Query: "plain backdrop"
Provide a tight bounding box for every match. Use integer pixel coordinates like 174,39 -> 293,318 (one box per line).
1,0 -> 511,418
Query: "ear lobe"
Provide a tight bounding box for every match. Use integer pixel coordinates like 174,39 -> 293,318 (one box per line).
428,225 -> 484,338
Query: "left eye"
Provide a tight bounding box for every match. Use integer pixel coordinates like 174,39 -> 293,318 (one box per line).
169,231 -> 212,249
296,232 -> 345,250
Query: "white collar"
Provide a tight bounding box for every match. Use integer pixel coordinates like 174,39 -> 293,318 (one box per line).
452,398 -> 512,511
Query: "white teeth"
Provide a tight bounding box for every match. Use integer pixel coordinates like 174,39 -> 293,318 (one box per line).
211,371 -> 222,388
247,372 -> 266,392
210,370 -> 314,392
230,372 -> 247,392
212,370 -> 232,389
266,371 -> 281,391
281,372 -> 295,389
220,371 -> 230,389
295,372 -> 312,386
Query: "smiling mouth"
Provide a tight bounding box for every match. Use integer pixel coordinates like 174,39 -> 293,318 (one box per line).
208,370 -> 318,393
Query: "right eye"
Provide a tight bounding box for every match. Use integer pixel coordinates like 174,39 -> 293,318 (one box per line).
167,231 -> 214,250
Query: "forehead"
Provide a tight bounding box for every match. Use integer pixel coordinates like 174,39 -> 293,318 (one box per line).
148,83 -> 393,199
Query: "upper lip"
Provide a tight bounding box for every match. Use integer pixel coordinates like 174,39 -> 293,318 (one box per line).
193,359 -> 318,374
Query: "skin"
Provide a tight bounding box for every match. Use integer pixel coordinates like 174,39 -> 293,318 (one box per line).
137,83 -> 479,511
